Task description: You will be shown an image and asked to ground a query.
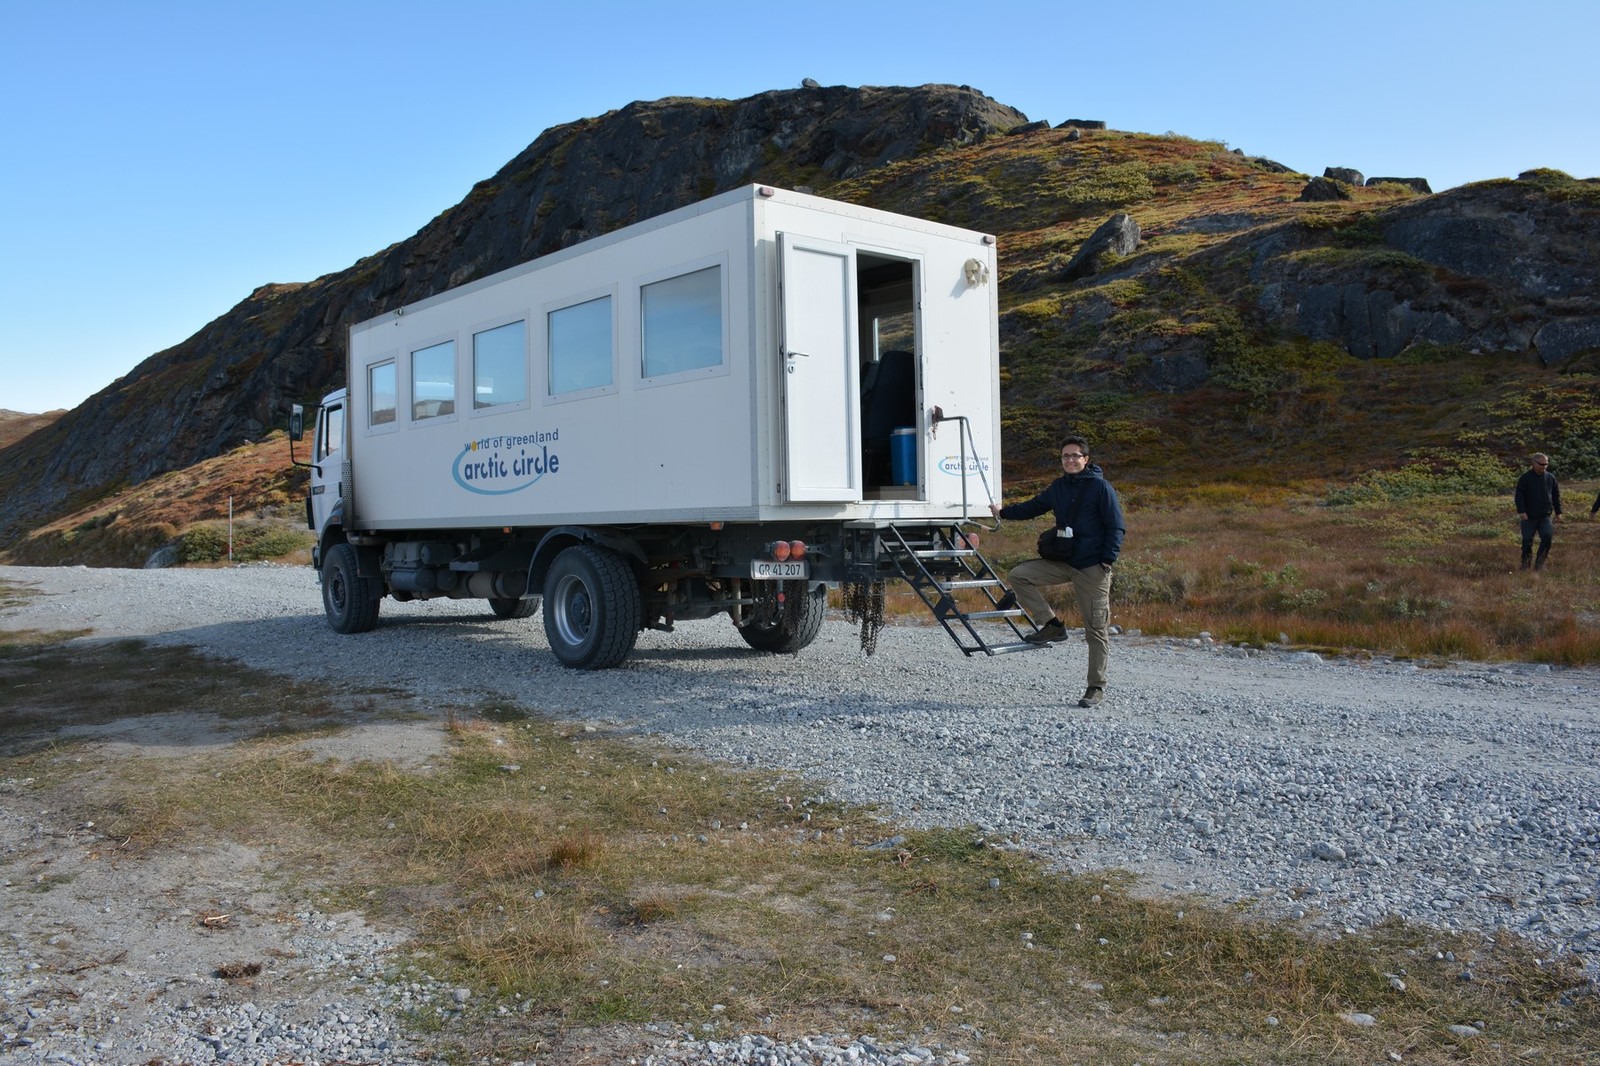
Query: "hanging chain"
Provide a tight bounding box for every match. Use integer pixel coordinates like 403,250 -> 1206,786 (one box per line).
843,577 -> 887,655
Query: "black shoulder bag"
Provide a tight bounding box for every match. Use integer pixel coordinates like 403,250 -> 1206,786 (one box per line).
1036,527 -> 1074,561
1035,484 -> 1087,561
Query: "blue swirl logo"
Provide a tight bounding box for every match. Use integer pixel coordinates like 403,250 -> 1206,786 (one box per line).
937,455 -> 992,476
452,441 -> 560,495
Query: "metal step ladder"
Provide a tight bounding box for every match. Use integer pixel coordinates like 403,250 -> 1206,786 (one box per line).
881,523 -> 1051,657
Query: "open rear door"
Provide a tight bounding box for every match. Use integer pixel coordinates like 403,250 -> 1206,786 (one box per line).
778,233 -> 861,502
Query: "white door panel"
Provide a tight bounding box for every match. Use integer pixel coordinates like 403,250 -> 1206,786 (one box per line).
778,234 -> 860,502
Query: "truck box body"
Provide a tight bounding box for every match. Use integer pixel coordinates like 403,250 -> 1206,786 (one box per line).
343,185 -> 1000,530
300,186 -> 1021,669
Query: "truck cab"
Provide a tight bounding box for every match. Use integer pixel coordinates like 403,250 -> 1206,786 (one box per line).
306,389 -> 346,557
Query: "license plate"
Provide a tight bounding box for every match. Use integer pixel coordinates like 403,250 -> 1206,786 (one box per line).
751,560 -> 808,580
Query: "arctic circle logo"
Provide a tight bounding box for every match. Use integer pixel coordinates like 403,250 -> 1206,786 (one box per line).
452,432 -> 561,496
937,455 -> 992,476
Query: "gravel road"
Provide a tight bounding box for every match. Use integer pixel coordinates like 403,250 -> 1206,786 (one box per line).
3,562 -> 1599,1062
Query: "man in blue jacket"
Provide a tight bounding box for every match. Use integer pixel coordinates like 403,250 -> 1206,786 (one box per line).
990,435 -> 1126,708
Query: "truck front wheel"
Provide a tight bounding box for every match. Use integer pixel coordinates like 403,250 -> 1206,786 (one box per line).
738,581 -> 826,653
543,545 -> 642,669
323,542 -> 381,634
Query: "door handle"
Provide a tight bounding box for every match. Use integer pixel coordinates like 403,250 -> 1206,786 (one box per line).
785,349 -> 811,358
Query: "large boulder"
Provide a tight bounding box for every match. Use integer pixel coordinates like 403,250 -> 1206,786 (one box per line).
1059,213 -> 1141,282
1532,318 -> 1600,364
1299,176 -> 1352,202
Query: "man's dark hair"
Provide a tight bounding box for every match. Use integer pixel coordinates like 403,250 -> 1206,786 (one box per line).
1062,435 -> 1090,454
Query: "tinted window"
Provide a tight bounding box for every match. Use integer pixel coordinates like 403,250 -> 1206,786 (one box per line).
641,266 -> 722,378
474,320 -> 527,409
548,296 -> 613,395
412,340 -> 456,419
369,362 -> 396,426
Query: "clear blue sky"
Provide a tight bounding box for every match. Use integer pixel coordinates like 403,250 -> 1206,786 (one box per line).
3,0 -> 1596,414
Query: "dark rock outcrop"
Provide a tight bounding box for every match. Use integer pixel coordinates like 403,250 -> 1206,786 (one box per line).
1246,156 -> 1296,174
1531,317 -> 1600,364
1289,282 -> 1468,359
1298,176 -> 1352,202
0,84 -> 1026,544
1248,178 -> 1600,361
1367,176 -> 1433,194
1059,213 -> 1141,282
1325,167 -> 1365,186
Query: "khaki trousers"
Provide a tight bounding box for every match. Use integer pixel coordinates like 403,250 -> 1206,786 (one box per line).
1008,558 -> 1112,689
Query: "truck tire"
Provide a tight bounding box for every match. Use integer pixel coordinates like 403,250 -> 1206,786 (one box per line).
323,542 -> 381,634
739,581 -> 826,653
543,545 -> 642,669
489,596 -> 539,620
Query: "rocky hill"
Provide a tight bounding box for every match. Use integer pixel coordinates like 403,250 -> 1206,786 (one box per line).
2,83 -> 1598,559
0,85 -> 1024,548
0,409 -> 64,452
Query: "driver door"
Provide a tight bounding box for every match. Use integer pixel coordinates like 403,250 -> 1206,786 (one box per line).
309,400 -> 345,534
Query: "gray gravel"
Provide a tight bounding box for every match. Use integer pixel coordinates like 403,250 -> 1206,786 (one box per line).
3,562 -> 1599,1063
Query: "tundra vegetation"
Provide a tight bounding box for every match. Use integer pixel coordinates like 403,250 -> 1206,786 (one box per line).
6,135 -> 1597,663
3,625 -> 1597,1064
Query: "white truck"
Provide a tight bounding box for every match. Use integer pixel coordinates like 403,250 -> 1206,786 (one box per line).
291,184 -> 1034,668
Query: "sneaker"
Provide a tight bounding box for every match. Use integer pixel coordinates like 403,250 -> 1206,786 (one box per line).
1024,619 -> 1067,644
1078,687 -> 1104,708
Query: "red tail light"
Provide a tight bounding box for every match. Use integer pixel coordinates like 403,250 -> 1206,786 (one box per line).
789,540 -> 807,559
771,541 -> 792,561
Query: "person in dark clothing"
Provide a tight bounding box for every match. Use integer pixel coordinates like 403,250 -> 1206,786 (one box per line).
1513,452 -> 1562,571
1591,489 -> 1600,519
990,436 -> 1126,707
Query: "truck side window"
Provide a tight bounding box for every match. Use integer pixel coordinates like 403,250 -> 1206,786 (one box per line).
316,405 -> 344,462
641,266 -> 722,378
369,362 -> 397,426
548,296 -> 613,395
412,340 -> 456,419
474,320 -> 527,409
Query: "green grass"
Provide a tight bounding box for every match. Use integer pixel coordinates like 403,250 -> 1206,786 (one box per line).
178,518 -> 315,563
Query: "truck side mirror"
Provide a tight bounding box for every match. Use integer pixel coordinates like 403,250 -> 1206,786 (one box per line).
289,404 -> 305,442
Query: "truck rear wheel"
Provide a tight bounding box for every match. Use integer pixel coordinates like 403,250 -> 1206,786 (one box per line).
323,542 -> 381,634
543,545 -> 642,669
738,581 -> 826,653
489,596 -> 539,620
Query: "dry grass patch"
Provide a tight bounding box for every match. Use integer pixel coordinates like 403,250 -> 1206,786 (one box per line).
1,434 -> 311,568
975,480 -> 1600,665
2,635 -> 1593,1063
